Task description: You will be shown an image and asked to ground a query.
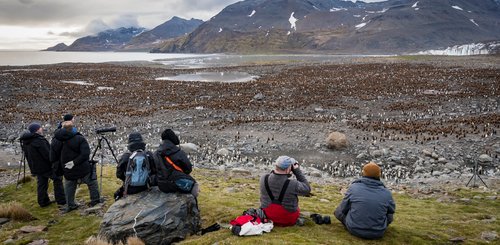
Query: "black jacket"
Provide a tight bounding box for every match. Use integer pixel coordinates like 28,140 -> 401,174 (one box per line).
50,128 -> 91,180
154,139 -> 195,193
117,141 -> 157,194
19,131 -> 52,175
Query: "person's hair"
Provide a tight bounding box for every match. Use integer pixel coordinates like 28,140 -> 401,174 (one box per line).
62,121 -> 74,130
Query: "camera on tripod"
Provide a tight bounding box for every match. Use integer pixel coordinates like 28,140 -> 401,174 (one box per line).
95,126 -> 116,134
91,126 -> 119,194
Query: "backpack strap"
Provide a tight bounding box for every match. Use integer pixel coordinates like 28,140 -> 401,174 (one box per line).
278,179 -> 290,203
264,174 -> 275,202
264,174 -> 290,205
123,152 -> 135,196
165,156 -> 184,173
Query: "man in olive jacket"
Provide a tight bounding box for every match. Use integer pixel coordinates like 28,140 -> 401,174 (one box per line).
334,162 -> 396,239
50,121 -> 100,212
20,123 -> 65,207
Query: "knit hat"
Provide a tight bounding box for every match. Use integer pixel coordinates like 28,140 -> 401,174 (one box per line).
127,132 -> 146,151
161,129 -> 180,145
128,132 -> 144,144
362,162 -> 381,178
274,156 -> 297,170
28,123 -> 41,133
63,114 -> 73,121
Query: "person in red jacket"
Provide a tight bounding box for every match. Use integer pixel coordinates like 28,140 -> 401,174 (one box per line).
259,156 -> 311,226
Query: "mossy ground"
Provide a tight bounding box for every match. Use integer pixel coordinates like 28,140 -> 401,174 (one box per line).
1,167 -> 498,244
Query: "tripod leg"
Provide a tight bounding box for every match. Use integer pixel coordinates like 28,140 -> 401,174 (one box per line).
16,157 -> 23,189
466,174 -> 475,187
476,174 -> 488,188
90,138 -> 103,162
102,136 -> 119,165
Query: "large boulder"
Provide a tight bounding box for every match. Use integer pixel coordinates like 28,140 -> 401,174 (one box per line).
99,187 -> 201,245
326,132 -> 349,150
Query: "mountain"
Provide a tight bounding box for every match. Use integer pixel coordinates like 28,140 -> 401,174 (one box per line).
155,0 -> 500,54
122,17 -> 203,51
43,42 -> 68,51
62,27 -> 146,51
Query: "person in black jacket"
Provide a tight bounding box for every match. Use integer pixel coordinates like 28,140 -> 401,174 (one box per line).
50,120 -> 100,212
115,132 -> 156,200
20,123 -> 65,207
153,129 -> 199,197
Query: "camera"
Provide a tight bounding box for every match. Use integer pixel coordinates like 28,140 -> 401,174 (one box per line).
95,126 -> 116,134
310,213 -> 331,225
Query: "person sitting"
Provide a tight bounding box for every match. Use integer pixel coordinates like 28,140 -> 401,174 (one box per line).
115,132 -> 156,200
259,156 -> 311,227
153,129 -> 199,197
334,162 -> 396,239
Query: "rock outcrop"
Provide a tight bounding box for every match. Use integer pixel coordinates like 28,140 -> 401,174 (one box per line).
99,187 -> 201,245
326,132 -> 349,150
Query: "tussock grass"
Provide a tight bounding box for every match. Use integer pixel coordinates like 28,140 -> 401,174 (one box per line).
0,166 -> 499,244
85,236 -> 145,245
17,175 -> 32,184
0,202 -> 33,221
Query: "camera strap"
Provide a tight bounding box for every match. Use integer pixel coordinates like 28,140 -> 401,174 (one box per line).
264,174 -> 290,204
165,156 -> 184,173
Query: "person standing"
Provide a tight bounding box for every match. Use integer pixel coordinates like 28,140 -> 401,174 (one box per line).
334,162 -> 396,239
259,156 -> 311,227
20,122 -> 65,207
50,120 -> 100,212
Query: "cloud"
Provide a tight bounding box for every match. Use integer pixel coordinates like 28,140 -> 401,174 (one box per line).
108,14 -> 140,29
19,0 -> 34,4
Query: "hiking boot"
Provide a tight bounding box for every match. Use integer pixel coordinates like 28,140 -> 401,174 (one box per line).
39,200 -> 55,208
88,198 -> 104,207
63,204 -> 80,214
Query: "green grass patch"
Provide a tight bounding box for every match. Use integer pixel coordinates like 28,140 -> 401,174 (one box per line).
1,167 -> 499,244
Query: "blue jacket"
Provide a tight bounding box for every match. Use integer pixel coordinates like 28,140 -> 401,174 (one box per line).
335,177 -> 395,239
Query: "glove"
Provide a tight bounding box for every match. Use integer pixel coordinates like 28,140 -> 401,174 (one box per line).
64,161 -> 74,169
201,223 -> 221,235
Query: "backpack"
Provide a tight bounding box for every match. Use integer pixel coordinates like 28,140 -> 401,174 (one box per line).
124,150 -> 151,195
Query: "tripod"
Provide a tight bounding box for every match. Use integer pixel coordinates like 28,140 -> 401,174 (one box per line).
466,159 -> 488,188
90,133 -> 119,194
16,140 -> 26,190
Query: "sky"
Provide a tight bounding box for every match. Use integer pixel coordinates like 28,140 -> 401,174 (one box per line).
0,0 -> 387,50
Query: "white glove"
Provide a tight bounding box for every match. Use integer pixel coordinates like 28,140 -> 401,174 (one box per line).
65,161 -> 75,169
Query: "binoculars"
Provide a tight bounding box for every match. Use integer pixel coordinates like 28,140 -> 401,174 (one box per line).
310,213 -> 331,225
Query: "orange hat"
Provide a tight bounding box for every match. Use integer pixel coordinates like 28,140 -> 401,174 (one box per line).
362,162 -> 381,178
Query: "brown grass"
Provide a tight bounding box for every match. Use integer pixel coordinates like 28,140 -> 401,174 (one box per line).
0,202 -> 33,221
17,175 -> 32,184
85,236 -> 145,245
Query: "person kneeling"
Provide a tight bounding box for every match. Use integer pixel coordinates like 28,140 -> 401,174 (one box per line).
260,156 -> 311,227
334,162 -> 396,239
115,132 -> 156,200
153,129 -> 199,197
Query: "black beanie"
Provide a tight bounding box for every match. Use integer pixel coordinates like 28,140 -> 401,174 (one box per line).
128,132 -> 144,144
161,129 -> 180,145
63,114 -> 73,121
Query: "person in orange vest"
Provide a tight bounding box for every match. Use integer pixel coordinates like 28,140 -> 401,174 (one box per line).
259,156 -> 311,226
153,129 -> 199,197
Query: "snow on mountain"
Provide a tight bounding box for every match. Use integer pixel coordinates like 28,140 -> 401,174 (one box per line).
415,42 -> 499,55
289,12 -> 298,30
470,19 -> 479,27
